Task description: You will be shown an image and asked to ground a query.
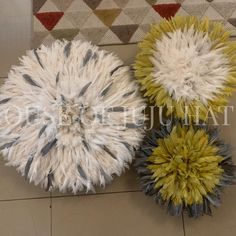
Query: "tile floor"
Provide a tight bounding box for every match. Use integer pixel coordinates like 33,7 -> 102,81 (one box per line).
1,0 -> 236,236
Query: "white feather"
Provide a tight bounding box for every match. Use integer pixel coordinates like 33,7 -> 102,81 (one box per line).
151,26 -> 229,103
0,40 -> 146,193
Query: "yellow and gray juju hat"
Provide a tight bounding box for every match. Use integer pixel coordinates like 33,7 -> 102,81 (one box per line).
0,40 -> 146,193
135,120 -> 235,217
134,16 -> 236,120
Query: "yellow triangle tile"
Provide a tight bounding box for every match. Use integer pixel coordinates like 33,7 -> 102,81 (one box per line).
94,9 -> 122,27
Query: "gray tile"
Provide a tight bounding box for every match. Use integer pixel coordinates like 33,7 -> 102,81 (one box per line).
101,44 -> 138,65
0,198 -> 50,236
0,157 -> 50,200
52,192 -> 184,236
0,0 -> 31,77
184,186 -> 236,236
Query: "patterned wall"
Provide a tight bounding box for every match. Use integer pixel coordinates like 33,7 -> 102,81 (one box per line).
32,0 -> 236,47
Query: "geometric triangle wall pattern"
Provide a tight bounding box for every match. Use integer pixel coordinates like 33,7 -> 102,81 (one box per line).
32,0 -> 236,48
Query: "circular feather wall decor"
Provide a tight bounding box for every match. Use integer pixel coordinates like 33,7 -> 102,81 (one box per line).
135,120 -> 235,217
134,16 -> 236,120
0,40 -> 146,193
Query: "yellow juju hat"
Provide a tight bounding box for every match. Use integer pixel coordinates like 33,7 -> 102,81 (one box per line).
135,120 -> 235,217
134,16 -> 236,218
134,16 -> 236,120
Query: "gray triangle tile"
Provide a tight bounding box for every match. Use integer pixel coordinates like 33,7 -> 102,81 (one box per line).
211,2 -> 236,19
65,11 -> 92,28
80,27 -> 108,44
83,0 -> 102,10
145,0 -> 157,5
33,0 -> 47,14
228,18 -> 236,27
110,24 -> 139,43
182,3 -> 209,17
32,31 -> 50,48
175,0 -> 185,3
123,7 -> 150,24
51,28 -> 79,41
51,0 -> 75,12
139,24 -> 151,34
113,0 -> 129,8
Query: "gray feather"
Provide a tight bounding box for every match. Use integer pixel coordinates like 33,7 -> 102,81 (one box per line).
61,94 -> 66,102
100,145 -> 116,160
0,137 -> 19,150
28,113 -> 38,122
82,140 -> 90,151
122,142 -> 132,152
100,168 -> 112,182
100,82 -> 113,96
78,82 -> 92,97
38,125 -> 47,138
21,120 -> 27,128
33,49 -> 44,68
0,98 -> 11,104
107,106 -> 126,112
92,52 -> 98,60
46,172 -> 54,191
23,74 -> 41,88
64,41 -> 72,57
41,138 -> 57,156
125,123 -> 141,129
24,155 -> 34,178
123,91 -> 135,97
110,65 -> 124,76
83,49 -> 93,66
56,72 -> 60,83
77,165 -> 87,180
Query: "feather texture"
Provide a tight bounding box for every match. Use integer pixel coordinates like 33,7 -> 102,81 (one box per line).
0,40 -> 146,193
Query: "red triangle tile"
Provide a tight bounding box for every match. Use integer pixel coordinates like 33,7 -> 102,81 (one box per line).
153,3 -> 181,19
35,12 -> 64,31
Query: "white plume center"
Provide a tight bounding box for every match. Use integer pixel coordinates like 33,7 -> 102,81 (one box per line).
151,27 -> 229,102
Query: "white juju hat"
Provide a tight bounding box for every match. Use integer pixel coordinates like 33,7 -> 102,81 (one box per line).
0,40 -> 146,193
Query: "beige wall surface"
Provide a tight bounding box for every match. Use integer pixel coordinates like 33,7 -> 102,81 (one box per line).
0,1 -> 236,236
